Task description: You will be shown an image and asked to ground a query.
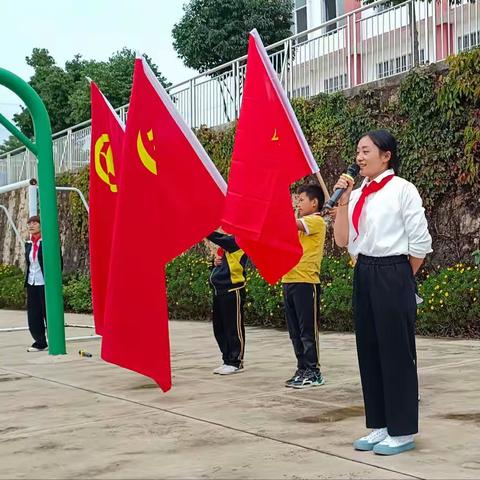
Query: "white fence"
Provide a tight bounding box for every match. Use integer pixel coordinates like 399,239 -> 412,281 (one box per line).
1,0 -> 478,187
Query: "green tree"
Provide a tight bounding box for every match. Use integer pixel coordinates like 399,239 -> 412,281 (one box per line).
66,48 -> 170,125
1,48 -> 170,152
0,136 -> 22,154
172,0 -> 294,73
12,48 -> 74,138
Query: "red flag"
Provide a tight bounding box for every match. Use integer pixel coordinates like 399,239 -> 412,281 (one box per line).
89,81 -> 125,335
222,30 -> 318,284
102,57 -> 226,392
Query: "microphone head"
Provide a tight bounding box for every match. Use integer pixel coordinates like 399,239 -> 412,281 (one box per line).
346,164 -> 360,178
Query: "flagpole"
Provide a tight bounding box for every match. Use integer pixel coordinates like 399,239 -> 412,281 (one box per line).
315,171 -> 330,200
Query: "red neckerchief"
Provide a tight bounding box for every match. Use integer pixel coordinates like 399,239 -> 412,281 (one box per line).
31,234 -> 41,261
352,174 -> 395,241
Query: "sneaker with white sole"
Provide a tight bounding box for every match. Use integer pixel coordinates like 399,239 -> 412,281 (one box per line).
27,346 -> 47,352
373,434 -> 415,455
213,364 -> 226,374
291,370 -> 325,389
217,365 -> 243,375
285,369 -> 305,388
353,428 -> 388,451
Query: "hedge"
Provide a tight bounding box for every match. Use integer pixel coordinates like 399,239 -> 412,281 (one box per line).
2,256 -> 477,338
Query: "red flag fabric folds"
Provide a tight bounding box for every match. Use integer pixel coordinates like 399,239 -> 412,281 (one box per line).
222,30 -> 318,284
89,81 -> 125,336
102,57 -> 226,392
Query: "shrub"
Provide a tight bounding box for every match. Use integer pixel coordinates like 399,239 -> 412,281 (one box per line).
417,264 -> 479,337
166,253 -> 212,320
0,272 -> 25,309
245,268 -> 284,328
1,256 -> 478,339
63,274 -> 92,313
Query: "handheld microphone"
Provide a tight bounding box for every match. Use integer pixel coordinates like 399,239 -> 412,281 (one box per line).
323,164 -> 360,209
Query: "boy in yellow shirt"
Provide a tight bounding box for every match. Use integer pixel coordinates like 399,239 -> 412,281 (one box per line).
282,184 -> 327,389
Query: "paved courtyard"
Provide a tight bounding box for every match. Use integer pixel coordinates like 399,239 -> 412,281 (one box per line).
0,309 -> 479,479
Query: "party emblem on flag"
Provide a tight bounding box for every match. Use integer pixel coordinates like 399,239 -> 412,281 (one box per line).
271,129 -> 279,141
137,128 -> 157,175
94,133 -> 117,193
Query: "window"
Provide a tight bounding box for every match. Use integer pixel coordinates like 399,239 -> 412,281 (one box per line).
458,31 -> 480,52
324,0 -> 345,32
323,74 -> 347,93
377,50 -> 425,79
292,85 -> 311,98
294,0 -> 308,44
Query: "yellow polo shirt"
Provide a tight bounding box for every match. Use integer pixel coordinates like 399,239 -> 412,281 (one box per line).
282,213 -> 326,284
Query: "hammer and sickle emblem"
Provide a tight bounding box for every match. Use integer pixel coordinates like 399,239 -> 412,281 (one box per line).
94,134 -> 117,193
271,129 -> 279,141
137,129 -> 157,175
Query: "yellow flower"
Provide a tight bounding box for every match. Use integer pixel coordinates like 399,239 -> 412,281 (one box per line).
444,292 -> 449,297
439,299 -> 443,304
430,306 -> 434,310
434,285 -> 440,290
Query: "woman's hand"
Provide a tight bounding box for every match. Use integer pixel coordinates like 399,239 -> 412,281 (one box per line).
333,174 -> 355,206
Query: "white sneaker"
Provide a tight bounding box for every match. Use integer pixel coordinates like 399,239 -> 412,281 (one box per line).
373,434 -> 415,455
213,364 -> 226,374
377,434 -> 414,448
353,428 -> 388,451
27,346 -> 47,352
217,365 -> 243,375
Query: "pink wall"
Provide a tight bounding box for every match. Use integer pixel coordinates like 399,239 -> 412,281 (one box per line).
345,0 -> 363,85
344,0 -> 362,14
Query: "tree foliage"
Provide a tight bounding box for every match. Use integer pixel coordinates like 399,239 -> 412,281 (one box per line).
2,47 -> 170,151
172,0 -> 294,73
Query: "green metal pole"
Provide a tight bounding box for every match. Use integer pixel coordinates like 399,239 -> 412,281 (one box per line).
0,67 -> 65,355
0,112 -> 37,154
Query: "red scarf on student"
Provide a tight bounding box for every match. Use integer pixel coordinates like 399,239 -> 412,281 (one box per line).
31,234 -> 41,261
352,174 -> 395,240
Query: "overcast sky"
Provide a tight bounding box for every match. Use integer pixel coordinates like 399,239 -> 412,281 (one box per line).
0,0 -> 197,143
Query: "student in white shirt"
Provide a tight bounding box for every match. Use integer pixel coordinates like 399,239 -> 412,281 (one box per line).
24,215 -> 48,352
333,130 -> 432,456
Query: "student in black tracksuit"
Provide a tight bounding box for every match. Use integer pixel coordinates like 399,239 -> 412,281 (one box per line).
207,232 -> 248,375
24,215 -> 48,352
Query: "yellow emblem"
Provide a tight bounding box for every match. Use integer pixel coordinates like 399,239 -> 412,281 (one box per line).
137,129 -> 157,175
271,129 -> 279,141
94,133 -> 117,193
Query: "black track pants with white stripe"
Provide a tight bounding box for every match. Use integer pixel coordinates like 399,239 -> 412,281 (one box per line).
212,288 -> 246,368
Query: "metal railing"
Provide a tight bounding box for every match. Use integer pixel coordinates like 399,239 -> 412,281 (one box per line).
1,0 -> 478,187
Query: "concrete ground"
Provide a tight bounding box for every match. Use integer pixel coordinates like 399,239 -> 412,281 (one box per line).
0,310 -> 479,479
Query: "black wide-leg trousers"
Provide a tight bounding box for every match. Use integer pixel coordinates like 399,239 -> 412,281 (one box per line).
353,254 -> 418,436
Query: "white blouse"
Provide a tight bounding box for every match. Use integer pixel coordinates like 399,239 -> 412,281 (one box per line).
347,169 -> 432,259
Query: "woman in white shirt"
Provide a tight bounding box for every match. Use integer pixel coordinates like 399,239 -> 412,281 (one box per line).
333,130 -> 432,456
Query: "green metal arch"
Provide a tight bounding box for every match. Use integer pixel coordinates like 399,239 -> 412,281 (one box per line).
0,67 -> 65,355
